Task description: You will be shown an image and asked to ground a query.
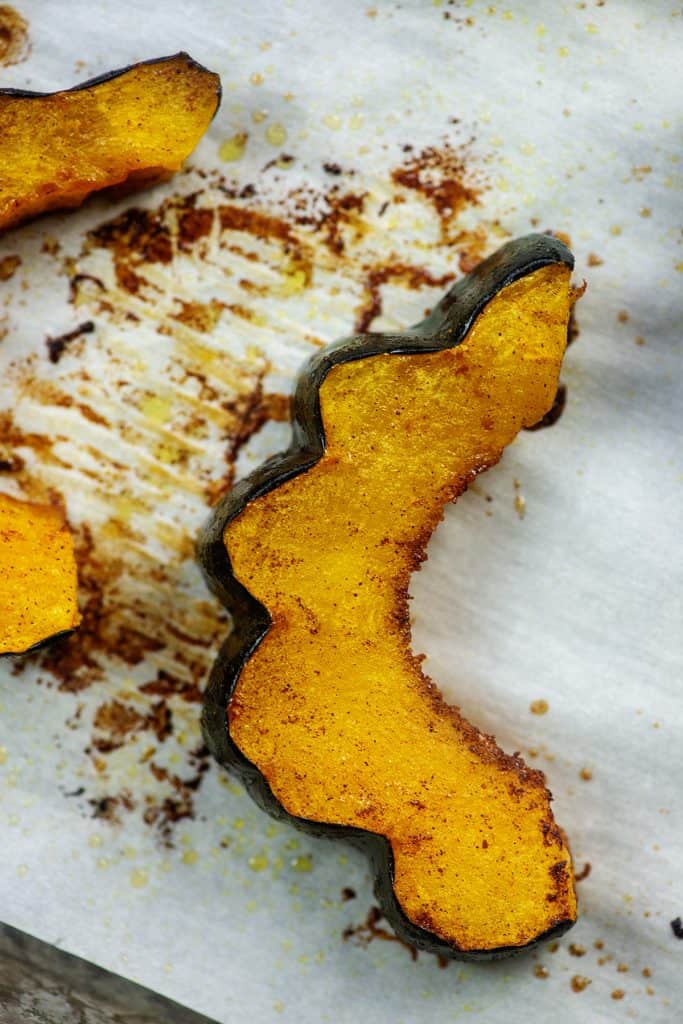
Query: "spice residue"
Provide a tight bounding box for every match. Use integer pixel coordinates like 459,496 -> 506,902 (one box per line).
1,134 -> 499,840
343,906 -> 419,962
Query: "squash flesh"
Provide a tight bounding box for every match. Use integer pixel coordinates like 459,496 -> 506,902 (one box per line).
0,54 -> 220,233
0,493 -> 80,654
224,264 -> 576,954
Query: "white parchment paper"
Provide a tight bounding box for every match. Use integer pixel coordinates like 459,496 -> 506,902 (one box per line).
0,2 -> 681,1021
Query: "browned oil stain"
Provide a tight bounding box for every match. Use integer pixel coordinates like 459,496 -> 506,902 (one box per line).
46,321 -> 95,364
0,5 -> 29,67
3,139 -> 499,841
0,253 -> 21,281
391,143 -> 481,242
342,905 -> 419,962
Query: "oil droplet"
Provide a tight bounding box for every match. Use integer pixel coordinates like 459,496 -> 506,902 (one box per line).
530,699 -> 549,715
0,746 -> 7,765
273,1001 -> 284,1013
182,849 -> 199,866
248,853 -> 269,872
140,395 -> 171,424
219,132 -> 248,163
96,857 -> 109,869
17,864 -> 28,878
124,846 -> 137,860
233,817 -> 245,830
323,113 -> 342,131
130,868 -> 149,888
291,855 -> 313,873
265,122 -> 288,147
252,109 -> 268,124
349,113 -> 364,131
514,494 -> 526,519
88,833 -> 103,848
250,72 -> 264,86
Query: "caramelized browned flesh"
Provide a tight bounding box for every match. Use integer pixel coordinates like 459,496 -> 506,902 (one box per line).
0,493 -> 80,654
0,53 -> 220,234
224,264 -> 577,954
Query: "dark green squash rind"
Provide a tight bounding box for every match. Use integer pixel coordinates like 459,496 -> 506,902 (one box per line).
0,52 -> 221,106
0,627 -> 78,659
198,234 -> 576,961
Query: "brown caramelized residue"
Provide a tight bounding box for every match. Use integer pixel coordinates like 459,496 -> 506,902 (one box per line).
391,143 -> 481,240
570,975 -> 592,993
342,906 -> 419,962
0,254 -> 21,281
574,862 -> 591,882
1,137 -> 501,840
354,263 -> 455,333
0,5 -> 30,67
46,321 -> 95,364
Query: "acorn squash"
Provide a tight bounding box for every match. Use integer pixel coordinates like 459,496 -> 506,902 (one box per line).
0,493 -> 80,655
0,53 -> 221,234
199,234 -> 579,960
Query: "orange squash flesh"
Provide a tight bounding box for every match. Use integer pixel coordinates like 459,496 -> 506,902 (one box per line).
223,263 -> 577,955
0,53 -> 221,234
0,493 -> 80,655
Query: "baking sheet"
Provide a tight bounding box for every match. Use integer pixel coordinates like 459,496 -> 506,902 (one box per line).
0,1 -> 681,1021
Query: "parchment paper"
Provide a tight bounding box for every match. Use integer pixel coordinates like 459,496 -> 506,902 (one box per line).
0,2 -> 680,1021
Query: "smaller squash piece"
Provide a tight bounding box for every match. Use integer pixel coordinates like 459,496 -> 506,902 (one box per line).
0,53 -> 221,234
200,234 -> 579,962
0,493 -> 80,655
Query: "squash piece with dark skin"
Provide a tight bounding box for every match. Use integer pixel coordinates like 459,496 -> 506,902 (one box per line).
0,493 -> 80,655
0,53 -> 221,235
199,234 -> 579,961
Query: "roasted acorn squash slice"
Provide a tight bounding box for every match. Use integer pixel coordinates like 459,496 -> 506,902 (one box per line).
200,234 -> 578,960
0,53 -> 221,234
0,493 -> 80,655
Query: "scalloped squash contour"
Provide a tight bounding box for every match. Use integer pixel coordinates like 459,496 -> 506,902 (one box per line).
201,236 -> 579,959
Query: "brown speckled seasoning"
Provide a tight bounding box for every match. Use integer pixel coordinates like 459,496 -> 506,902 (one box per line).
4,137 -> 496,840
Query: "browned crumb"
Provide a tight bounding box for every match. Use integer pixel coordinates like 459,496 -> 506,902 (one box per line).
594,940 -> 604,950
617,963 -> 629,973
642,967 -> 652,978
587,253 -> 603,266
569,943 -> 587,957
579,767 -> 593,781
548,942 -> 559,953
617,310 -> 629,323
611,989 -> 625,1000
533,964 -> 549,978
570,975 -> 591,993
0,254 -> 21,281
635,336 -> 645,346
530,699 -> 549,716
